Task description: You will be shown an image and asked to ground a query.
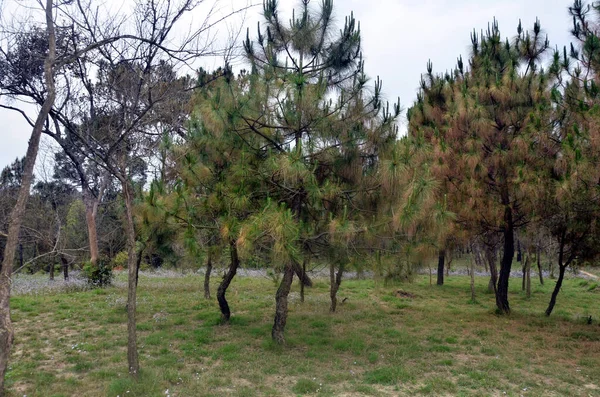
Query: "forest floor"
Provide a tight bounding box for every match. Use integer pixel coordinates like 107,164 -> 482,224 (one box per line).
5,270 -> 600,397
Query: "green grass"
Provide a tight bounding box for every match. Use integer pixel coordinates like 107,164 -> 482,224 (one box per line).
5,271 -> 600,396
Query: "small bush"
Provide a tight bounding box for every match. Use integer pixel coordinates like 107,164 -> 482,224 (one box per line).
111,251 -> 129,269
83,260 -> 113,287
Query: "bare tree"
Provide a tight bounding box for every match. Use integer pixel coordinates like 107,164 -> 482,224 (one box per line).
0,0 -> 56,393
0,0 -> 250,390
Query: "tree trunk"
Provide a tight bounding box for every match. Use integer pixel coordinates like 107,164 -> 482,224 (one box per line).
545,264 -> 567,316
429,264 -> 432,286
272,262 -> 294,344
522,256 -> 527,291
0,1 -> 56,392
49,261 -> 55,281
217,240 -> 239,322
135,246 -> 143,288
300,258 -> 307,303
486,247 -> 498,294
18,244 -> 23,272
546,234 -> 570,316
537,245 -> 544,285
496,205 -> 514,314
204,253 -> 212,300
83,189 -> 100,267
470,251 -> 476,302
437,249 -> 445,286
122,179 -> 140,377
548,246 -> 555,279
293,261 -> 312,287
445,252 -> 452,276
61,256 -> 69,280
526,254 -> 531,299
329,262 -> 345,313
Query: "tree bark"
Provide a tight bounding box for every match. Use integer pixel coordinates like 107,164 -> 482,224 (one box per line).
300,258 -> 307,303
122,179 -> 139,377
18,244 -> 23,273
537,245 -> 544,285
486,247 -> 498,295
217,240 -> 239,322
204,252 -> 212,300
496,205 -> 514,314
546,264 -> 567,316
61,256 -> 69,280
272,262 -> 294,344
437,249 -> 445,286
135,245 -> 143,288
470,251 -> 476,302
445,252 -> 453,276
0,1 -> 56,393
548,246 -> 555,279
546,234 -> 571,316
329,262 -> 345,313
83,189 -> 100,267
522,256 -> 527,291
525,254 -> 531,299
293,260 -> 312,287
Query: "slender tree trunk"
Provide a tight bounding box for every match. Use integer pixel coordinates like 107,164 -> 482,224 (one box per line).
429,264 -> 432,286
217,241 -> 239,322
548,246 -> 555,279
482,246 -> 489,272
135,246 -> 144,288
526,254 -> 531,299
537,245 -> 544,285
470,251 -> 476,302
204,252 -> 212,300
83,189 -> 100,267
472,244 -> 483,268
272,262 -> 294,344
546,235 -> 569,316
329,263 -> 345,313
496,203 -> 514,314
61,256 -> 69,280
49,261 -> 55,281
522,256 -> 527,291
437,249 -> 445,286
0,2 -> 56,392
300,258 -> 307,303
486,247 -> 498,294
546,264 -> 567,316
18,244 -> 23,272
293,261 -> 312,287
445,252 -> 452,276
122,179 -> 140,377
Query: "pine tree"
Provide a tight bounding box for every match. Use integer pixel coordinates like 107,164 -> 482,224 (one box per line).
239,0 -> 398,342
540,0 -> 600,315
408,19 -> 553,314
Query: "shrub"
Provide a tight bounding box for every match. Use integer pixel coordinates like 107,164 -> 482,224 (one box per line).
111,251 -> 129,269
82,259 -> 113,287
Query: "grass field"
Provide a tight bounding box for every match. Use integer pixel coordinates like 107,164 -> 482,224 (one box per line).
5,271 -> 600,396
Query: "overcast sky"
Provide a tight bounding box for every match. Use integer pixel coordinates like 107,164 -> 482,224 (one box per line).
0,0 -> 576,171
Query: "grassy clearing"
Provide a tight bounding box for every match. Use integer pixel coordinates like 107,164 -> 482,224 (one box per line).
5,271 -> 600,396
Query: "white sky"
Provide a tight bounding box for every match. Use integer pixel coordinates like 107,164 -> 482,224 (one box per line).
0,0 -> 575,170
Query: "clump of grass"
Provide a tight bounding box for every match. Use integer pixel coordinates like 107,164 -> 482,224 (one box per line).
292,378 -> 321,394
364,366 -> 412,385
